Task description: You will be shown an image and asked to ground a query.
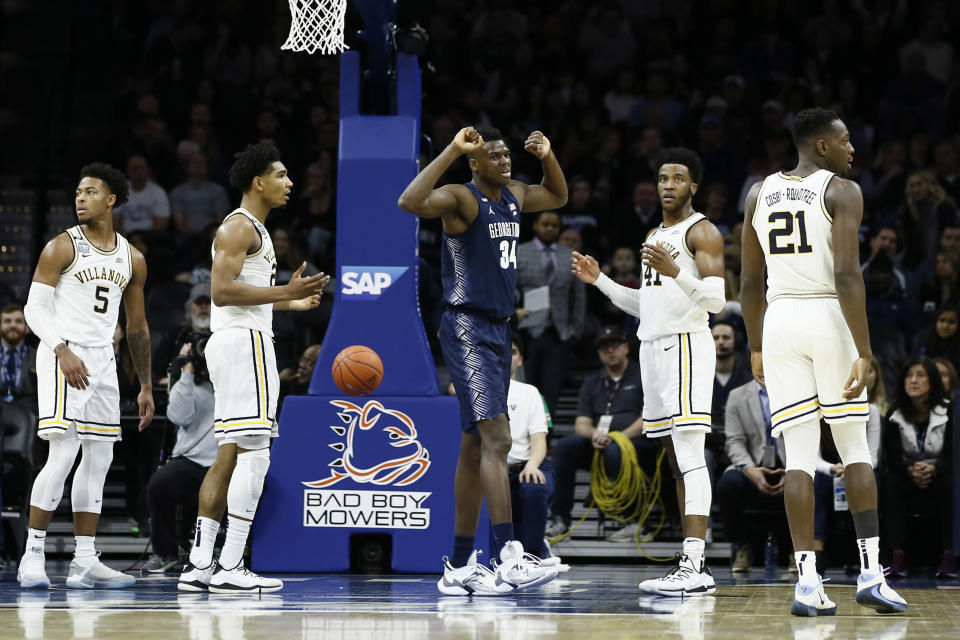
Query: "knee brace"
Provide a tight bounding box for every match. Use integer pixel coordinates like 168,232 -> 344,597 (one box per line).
781,419 -> 820,479
30,435 -> 81,512
71,439 -> 115,513
227,448 -> 270,519
829,421 -> 873,468
672,429 -> 711,517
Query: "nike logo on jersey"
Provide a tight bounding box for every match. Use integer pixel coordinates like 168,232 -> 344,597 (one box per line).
664,345 -> 676,351
489,206 -> 495,215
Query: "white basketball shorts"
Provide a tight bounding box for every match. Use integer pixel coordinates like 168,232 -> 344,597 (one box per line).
762,297 -> 869,436
206,327 -> 280,444
37,343 -> 121,441
640,331 -> 715,438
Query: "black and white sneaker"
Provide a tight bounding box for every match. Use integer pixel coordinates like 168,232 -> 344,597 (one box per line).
208,562 -> 283,593
638,554 -> 717,597
178,561 -> 215,592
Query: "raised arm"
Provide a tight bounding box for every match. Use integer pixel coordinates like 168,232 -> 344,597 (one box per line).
740,181 -> 767,385
123,247 -> 155,430
210,216 -> 325,307
397,127 -> 481,221
513,131 -> 568,212
828,178 -> 873,399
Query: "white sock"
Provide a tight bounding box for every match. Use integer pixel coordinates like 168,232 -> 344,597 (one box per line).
683,537 -> 705,568
794,551 -> 818,585
218,516 -> 251,570
189,516 -> 221,569
74,535 -> 97,565
857,536 -> 880,575
26,528 -> 46,555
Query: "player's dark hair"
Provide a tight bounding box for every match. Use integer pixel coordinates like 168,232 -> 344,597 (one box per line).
79,162 -> 129,207
229,143 -> 282,191
893,354 -> 946,422
656,147 -> 703,184
474,125 -> 503,144
790,108 -> 840,147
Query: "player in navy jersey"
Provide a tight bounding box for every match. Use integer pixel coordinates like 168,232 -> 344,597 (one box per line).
398,126 -> 568,594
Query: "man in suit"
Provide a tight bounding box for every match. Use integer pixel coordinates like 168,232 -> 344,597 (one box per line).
715,380 -> 788,572
515,210 -> 586,417
0,304 -> 38,412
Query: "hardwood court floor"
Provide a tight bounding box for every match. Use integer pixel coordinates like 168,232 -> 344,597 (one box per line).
0,562 -> 957,639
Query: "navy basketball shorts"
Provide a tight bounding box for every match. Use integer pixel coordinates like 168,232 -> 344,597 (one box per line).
439,308 -> 511,433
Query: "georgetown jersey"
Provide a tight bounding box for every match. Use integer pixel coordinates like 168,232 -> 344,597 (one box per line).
210,208 -> 277,337
54,226 -> 132,347
752,170 -> 837,302
638,213 -> 710,341
440,183 -> 520,320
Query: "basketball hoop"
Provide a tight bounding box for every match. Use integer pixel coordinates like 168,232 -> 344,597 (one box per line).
282,0 -> 348,55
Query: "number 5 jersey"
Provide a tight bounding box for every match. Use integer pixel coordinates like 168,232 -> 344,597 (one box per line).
53,226 -> 132,348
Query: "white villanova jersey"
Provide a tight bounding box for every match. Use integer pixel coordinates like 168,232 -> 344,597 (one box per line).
53,226 -> 132,348
752,170 -> 837,302
211,208 -> 277,337
638,212 -> 710,341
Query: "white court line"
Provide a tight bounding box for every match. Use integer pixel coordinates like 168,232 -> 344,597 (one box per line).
366,578 -> 426,582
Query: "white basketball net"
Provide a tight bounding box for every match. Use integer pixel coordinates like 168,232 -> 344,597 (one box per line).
282,0 -> 348,55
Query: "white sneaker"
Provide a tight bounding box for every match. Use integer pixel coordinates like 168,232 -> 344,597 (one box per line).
790,577 -> 837,617
66,558 -> 136,589
493,540 -> 561,591
18,552 -> 50,589
638,554 -> 716,597
178,561 -> 215,592
855,570 -> 908,614
208,562 -> 283,593
437,550 -> 514,596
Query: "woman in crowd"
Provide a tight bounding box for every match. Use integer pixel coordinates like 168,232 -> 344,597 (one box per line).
880,356 -> 955,578
916,306 -> 960,370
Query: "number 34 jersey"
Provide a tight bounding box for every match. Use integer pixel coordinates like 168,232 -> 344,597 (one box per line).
53,226 -> 132,348
638,212 -> 710,341
752,169 -> 837,303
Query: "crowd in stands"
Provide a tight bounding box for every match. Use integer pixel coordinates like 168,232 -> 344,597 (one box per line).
1,0 -> 958,572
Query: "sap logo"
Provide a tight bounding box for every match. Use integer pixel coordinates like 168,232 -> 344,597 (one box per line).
340,266 -> 408,300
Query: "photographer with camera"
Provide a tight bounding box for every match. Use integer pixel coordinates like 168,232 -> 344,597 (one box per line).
143,336 -> 218,573
154,283 -> 212,384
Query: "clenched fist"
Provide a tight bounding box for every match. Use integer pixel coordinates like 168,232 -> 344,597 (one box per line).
451,127 -> 485,155
524,131 -> 552,160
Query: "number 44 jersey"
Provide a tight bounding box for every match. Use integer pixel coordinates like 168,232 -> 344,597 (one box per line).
752,169 -> 837,303
53,225 -> 132,348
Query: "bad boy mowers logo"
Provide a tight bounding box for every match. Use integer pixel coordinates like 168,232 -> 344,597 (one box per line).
302,399 -> 431,488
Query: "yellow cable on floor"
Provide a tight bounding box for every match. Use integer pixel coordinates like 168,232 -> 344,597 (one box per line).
549,432 -> 674,561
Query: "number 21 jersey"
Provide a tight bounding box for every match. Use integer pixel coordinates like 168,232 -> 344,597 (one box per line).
52,226 -> 131,348
752,169 -> 836,302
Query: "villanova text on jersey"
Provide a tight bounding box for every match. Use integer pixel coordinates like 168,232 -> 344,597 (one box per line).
72,266 -> 129,289
440,183 -> 521,320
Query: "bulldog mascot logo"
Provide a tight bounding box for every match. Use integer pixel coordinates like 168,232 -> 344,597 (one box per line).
302,400 -> 431,488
